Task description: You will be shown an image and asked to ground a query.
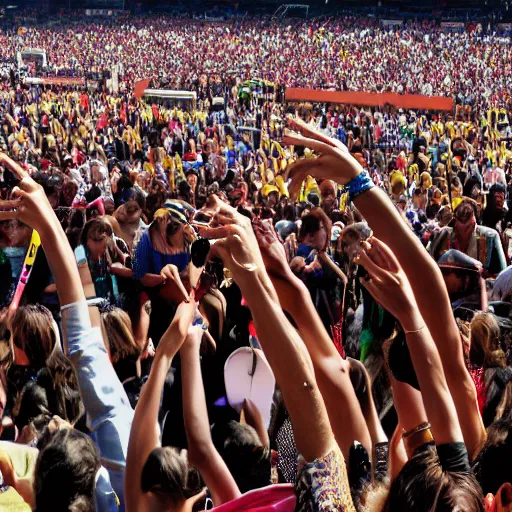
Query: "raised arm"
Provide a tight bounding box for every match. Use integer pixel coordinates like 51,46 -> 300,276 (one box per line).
284,121 -> 485,457
200,198 -> 340,465
357,238 -> 463,446
253,219 -> 371,461
0,154 -> 133,507
125,298 -> 195,512
180,324 -> 241,506
0,154 -> 84,307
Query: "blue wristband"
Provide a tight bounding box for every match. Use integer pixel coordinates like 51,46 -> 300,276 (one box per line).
345,172 -> 375,202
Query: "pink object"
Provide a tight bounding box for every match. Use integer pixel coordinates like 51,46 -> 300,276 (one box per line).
96,113 -> 108,131
86,197 -> 105,216
213,484 -> 296,511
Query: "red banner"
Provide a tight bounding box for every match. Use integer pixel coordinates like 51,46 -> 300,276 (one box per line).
285,88 -> 454,112
134,78 -> 151,99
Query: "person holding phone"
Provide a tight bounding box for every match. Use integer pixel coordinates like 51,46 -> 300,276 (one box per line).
132,206 -> 192,346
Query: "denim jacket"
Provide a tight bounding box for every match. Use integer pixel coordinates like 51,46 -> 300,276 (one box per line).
62,301 -> 134,512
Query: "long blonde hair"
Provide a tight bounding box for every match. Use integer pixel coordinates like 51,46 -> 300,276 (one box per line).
470,312 -> 505,369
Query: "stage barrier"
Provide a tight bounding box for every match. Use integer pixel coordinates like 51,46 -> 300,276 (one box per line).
285,88 -> 454,111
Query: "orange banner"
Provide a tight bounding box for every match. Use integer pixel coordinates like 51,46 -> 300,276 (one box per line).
40,77 -> 85,86
285,88 -> 454,111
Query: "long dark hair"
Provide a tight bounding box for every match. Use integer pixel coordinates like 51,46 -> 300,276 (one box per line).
11,304 -> 56,369
473,417 -> 512,496
382,447 -> 484,512
14,350 -> 84,436
35,428 -> 100,512
141,447 -> 202,505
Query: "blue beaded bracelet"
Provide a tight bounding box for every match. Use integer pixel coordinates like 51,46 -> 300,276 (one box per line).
345,172 -> 375,202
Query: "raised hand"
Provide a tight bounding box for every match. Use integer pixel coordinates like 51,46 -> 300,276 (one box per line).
197,195 -> 264,284
158,294 -> 197,360
253,218 -> 290,278
182,488 -> 208,512
282,116 -> 364,199
181,322 -> 206,354
355,237 -> 422,332
253,217 -> 302,315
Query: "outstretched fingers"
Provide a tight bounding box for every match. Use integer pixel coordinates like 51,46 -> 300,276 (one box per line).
209,194 -> 237,217
286,116 -> 348,152
359,275 -> 383,306
282,130 -> 342,158
198,224 -> 241,240
212,213 -> 235,226
0,211 -> 18,222
168,266 -> 190,303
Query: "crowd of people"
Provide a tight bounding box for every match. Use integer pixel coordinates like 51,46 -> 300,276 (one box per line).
1,13 -> 512,110
1,9 -> 512,512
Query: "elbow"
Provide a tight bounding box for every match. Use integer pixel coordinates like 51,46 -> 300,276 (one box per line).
187,442 -> 213,470
445,365 -> 477,397
316,356 -> 353,390
318,355 -> 350,380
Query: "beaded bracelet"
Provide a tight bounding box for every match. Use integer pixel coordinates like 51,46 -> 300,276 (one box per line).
345,171 -> 375,202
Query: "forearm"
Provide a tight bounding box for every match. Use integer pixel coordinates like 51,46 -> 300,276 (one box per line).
140,273 -> 165,287
111,266 -> 133,279
132,351 -> 170,448
404,322 -> 464,445
125,354 -> 169,512
181,347 -> 213,463
63,300 -> 133,427
240,273 -> 333,462
356,187 -> 484,454
286,278 -> 371,457
355,188 -> 461,359
78,262 -> 96,299
388,374 -> 428,434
